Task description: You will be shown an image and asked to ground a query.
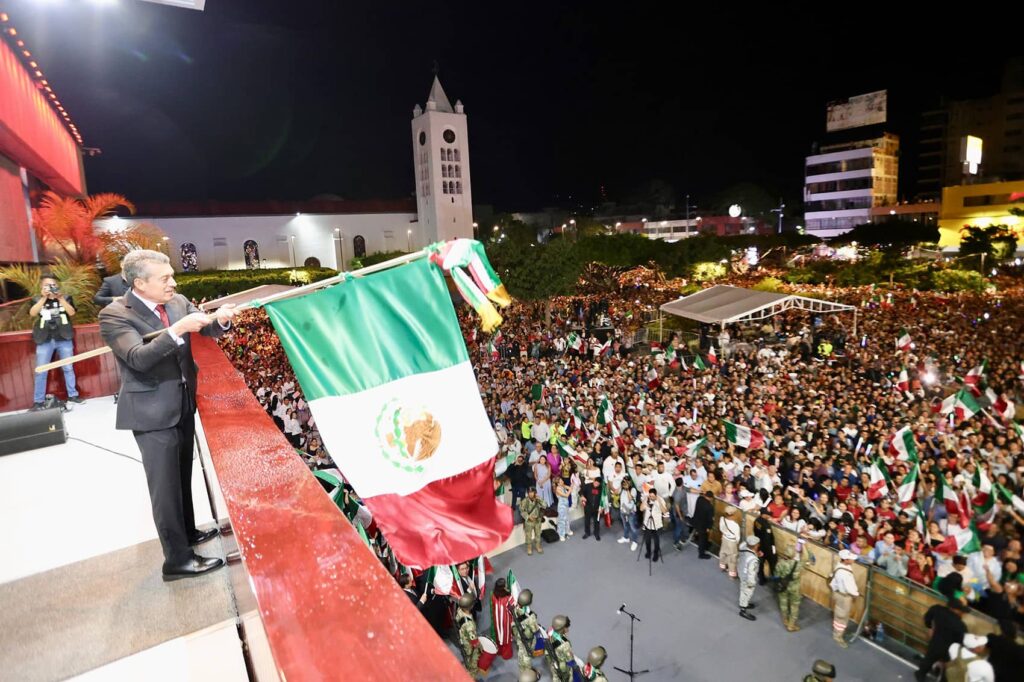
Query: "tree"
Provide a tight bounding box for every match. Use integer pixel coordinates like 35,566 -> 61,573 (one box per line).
959,225 -> 1018,272
829,221 -> 939,248
96,221 -> 167,274
33,191 -> 136,265
0,259 -> 100,330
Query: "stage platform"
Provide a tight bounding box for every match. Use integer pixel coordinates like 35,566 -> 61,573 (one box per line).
0,397 -> 249,681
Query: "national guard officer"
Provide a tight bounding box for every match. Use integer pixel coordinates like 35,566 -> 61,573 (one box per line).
547,614 -> 575,682
513,589 -> 542,675
456,593 -> 483,679
583,645 -> 610,681
775,542 -> 809,631
519,487 -> 545,556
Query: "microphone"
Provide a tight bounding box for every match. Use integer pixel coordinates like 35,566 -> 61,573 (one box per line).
617,603 -> 626,614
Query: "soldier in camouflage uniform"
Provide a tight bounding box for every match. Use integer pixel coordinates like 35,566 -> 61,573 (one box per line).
583,646 -> 609,681
547,614 -> 575,682
513,589 -> 542,675
455,593 -> 483,679
519,487 -> 545,555
775,543 -> 808,632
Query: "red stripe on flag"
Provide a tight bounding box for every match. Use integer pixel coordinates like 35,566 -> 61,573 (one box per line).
362,459 -> 513,568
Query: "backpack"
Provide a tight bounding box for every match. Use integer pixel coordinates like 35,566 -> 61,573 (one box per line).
944,645 -> 985,682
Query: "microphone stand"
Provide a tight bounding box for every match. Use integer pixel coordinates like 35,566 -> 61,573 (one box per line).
613,605 -> 649,680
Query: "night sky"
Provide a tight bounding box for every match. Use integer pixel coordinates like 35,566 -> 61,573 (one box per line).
5,0 -> 1021,211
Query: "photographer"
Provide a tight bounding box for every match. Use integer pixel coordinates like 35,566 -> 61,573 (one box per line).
29,273 -> 83,410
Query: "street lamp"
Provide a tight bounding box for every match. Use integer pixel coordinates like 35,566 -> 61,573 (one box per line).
770,198 -> 786,234
407,228 -> 412,251
290,235 -> 296,267
334,228 -> 345,271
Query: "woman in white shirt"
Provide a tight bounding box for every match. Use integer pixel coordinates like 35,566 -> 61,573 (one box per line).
780,507 -> 807,536
283,409 -> 303,448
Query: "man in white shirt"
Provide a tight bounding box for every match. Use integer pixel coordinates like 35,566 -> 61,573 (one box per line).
652,462 -> 676,500
947,634 -> 995,682
603,451 -> 624,481
532,419 -> 551,444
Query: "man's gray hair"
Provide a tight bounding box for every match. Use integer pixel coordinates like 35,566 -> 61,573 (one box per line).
122,249 -> 170,288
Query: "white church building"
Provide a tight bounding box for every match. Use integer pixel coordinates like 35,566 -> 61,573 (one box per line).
97,77 -> 475,272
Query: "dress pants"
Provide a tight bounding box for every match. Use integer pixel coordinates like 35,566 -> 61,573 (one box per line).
584,506 -> 600,538
133,386 -> 197,565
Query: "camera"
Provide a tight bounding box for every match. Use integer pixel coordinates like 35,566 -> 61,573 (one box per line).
45,283 -> 60,295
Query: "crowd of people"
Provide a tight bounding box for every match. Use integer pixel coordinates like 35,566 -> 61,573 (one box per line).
217,277 -> 1024,680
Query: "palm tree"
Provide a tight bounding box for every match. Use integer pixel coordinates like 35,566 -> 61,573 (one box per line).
32,191 -> 135,265
0,259 -> 100,331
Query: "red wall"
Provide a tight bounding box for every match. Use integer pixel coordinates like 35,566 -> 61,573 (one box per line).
0,37 -> 83,200
0,324 -> 119,411
0,152 -> 33,263
192,336 -> 469,680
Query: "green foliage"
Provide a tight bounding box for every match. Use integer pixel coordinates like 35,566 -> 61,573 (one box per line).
490,237 -> 582,301
829,221 -> 939,247
752,276 -> 785,293
690,262 -> 727,282
359,250 -> 410,268
0,259 -> 100,330
174,267 -> 338,302
932,269 -> 988,293
959,225 -> 1018,271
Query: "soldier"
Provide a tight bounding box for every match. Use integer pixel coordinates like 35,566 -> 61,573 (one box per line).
583,646 -> 609,681
455,593 -> 484,679
738,535 -> 761,621
513,589 -> 542,676
803,659 -> 836,682
518,670 -> 540,682
547,614 -> 575,682
519,487 -> 545,556
775,542 -> 809,631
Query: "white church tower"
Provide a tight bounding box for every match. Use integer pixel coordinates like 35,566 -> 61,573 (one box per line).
412,76 -> 473,243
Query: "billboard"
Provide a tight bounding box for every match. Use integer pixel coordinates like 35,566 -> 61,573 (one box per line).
826,90 -> 888,132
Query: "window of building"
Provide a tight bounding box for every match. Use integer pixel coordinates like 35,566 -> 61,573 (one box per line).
456,181 -> 462,194
441,165 -> 448,178
243,240 -> 261,269
963,194 -> 1011,207
454,149 -> 460,162
180,243 -> 198,272
454,165 -> 461,178
353,235 -> 366,258
447,164 -> 454,178
443,181 -> 449,194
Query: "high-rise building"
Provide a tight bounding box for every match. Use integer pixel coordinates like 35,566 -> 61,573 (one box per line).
915,59 -> 1024,200
803,132 -> 900,238
411,77 -> 474,244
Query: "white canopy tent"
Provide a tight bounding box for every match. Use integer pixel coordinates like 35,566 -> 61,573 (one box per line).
659,284 -> 858,334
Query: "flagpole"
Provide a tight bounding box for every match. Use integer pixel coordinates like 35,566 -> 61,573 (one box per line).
36,249 -> 431,374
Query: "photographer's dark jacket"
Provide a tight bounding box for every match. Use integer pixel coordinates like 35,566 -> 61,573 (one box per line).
31,296 -> 75,344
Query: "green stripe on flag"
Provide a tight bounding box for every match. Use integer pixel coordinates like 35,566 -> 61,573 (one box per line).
264,258 -> 467,400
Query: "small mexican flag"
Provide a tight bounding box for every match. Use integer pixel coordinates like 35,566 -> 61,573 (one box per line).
488,340 -> 499,360
598,396 -> 614,425
707,345 -> 718,365
599,477 -> 612,527
934,475 -> 968,526
722,419 -> 765,450
264,249 -> 512,568
506,568 -> 522,603
933,523 -> 982,556
568,406 -> 585,430
985,388 -> 1014,421
964,360 -> 987,391
896,464 -> 918,508
567,333 -> 583,352
1014,421 -> 1024,445
896,329 -> 912,353
995,482 -> 1024,515
684,437 -> 707,459
867,458 -> 891,501
896,367 -> 910,393
556,440 -> 588,466
941,389 -> 981,423
493,329 -> 504,345
973,463 -> 996,528
693,354 -> 708,371
597,338 -> 613,357
887,425 -> 918,462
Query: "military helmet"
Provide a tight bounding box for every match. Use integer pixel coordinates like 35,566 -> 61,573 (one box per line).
517,589 -> 534,607
551,614 -> 571,632
518,669 -> 540,682
587,646 -> 607,667
812,659 -> 836,678
458,593 -> 476,610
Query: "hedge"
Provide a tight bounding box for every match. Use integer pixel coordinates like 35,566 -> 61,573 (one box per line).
175,267 -> 338,301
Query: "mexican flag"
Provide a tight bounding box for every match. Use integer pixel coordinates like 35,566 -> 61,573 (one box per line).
933,523 -> 982,556
964,360 -> 987,393
896,465 -> 918,508
934,475 -> 968,526
995,482 -> 1024,515
867,458 -> 891,501
599,477 -> 612,526
493,329 -> 504,345
488,340 -> 499,361
568,406 -> 585,430
887,425 -> 918,462
556,440 -> 588,466
972,463 -> 996,528
596,338 -> 613,357
896,367 -> 910,393
985,388 -> 1014,421
896,329 -> 912,353
684,437 -> 707,459
707,345 -> 718,365
264,254 -> 512,568
722,420 -> 765,450
506,568 -> 522,603
567,333 -> 583,352
692,354 -> 708,371
1015,421 -> 1024,445
598,396 -> 614,425
430,565 -> 459,596
941,389 -> 981,423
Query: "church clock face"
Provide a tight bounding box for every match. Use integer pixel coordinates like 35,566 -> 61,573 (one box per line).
443,129 -> 456,144
418,131 -> 426,146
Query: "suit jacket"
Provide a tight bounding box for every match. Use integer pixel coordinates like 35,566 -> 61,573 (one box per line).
99,289 -> 226,431
93,274 -> 130,308
692,495 -> 715,530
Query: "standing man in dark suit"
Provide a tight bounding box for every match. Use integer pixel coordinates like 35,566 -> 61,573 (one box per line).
692,490 -> 716,560
93,269 -> 129,308
99,250 -> 237,581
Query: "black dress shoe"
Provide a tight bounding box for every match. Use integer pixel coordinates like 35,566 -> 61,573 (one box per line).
189,527 -> 221,545
162,554 -> 225,582
739,609 -> 757,621
699,554 -> 712,559
595,535 -> 601,541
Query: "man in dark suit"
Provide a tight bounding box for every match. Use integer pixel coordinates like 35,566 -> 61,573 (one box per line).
99,250 -> 237,581
692,490 -> 716,560
93,270 -> 129,308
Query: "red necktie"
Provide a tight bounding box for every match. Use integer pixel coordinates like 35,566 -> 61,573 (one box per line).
155,303 -> 170,328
